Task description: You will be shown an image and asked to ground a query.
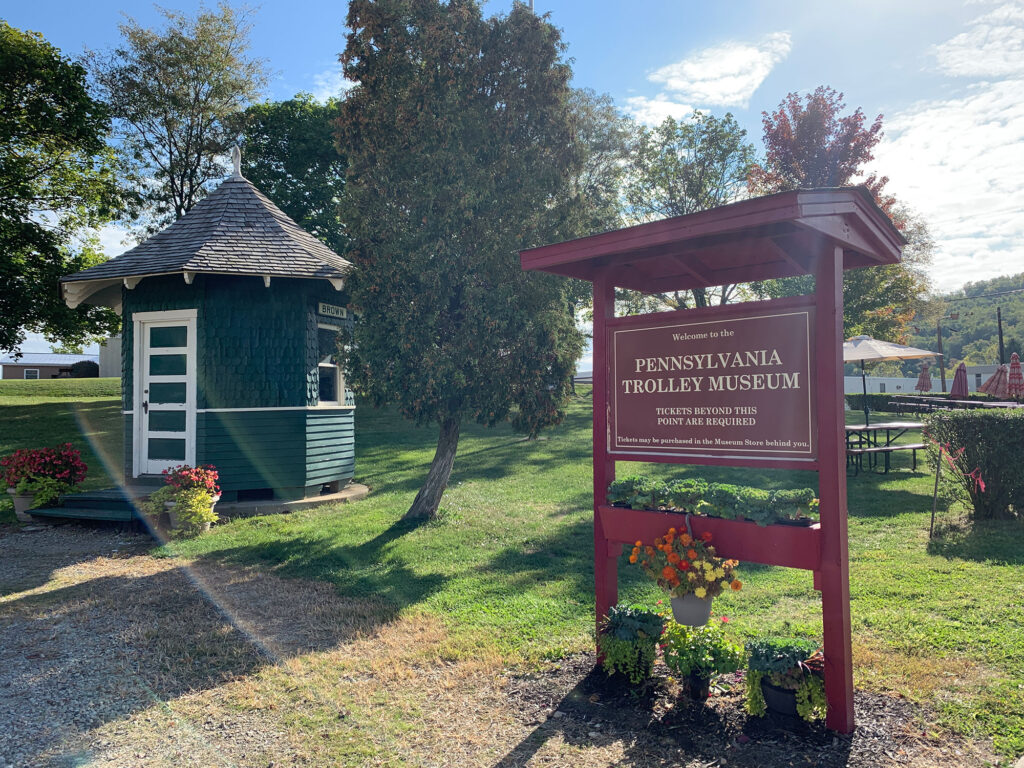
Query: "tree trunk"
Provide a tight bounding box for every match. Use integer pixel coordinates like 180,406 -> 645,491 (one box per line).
404,416 -> 461,520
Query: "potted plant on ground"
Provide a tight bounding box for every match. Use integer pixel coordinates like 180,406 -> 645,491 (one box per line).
630,527 -> 742,625
744,637 -> 826,721
596,604 -> 665,685
141,464 -> 221,536
661,617 -> 744,699
2,444 -> 87,522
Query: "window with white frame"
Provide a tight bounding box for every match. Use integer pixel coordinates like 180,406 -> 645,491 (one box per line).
24,369 -> 40,380
317,323 -> 344,405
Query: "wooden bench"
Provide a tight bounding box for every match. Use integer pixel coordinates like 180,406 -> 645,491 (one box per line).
847,443 -> 927,475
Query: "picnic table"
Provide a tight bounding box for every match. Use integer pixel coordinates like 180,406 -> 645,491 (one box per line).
845,420 -> 926,475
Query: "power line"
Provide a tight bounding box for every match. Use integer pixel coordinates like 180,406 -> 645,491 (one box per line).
940,286 -> 1024,303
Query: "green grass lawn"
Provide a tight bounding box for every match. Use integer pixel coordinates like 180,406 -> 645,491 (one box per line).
2,378 -> 1022,757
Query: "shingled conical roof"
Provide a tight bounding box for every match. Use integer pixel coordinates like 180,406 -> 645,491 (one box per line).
61,170 -> 351,309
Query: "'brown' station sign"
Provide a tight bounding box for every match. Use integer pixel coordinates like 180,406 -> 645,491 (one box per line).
610,301 -> 816,461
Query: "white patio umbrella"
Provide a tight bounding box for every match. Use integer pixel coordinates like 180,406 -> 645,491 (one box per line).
842,335 -> 940,425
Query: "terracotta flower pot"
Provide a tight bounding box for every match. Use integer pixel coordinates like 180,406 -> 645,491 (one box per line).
671,593 -> 713,626
6,488 -> 35,522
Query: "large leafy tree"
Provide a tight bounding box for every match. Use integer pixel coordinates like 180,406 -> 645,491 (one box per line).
749,86 -> 930,339
231,94 -> 347,252
337,0 -> 585,519
622,111 -> 757,311
0,22 -> 122,353
89,2 -> 268,230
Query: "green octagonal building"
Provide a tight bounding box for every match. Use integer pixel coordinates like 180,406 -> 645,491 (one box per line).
61,155 -> 355,503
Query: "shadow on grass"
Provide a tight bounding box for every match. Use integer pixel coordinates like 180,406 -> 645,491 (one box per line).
0,555 -> 395,766
188,515 -> 448,608
926,518 -> 1024,565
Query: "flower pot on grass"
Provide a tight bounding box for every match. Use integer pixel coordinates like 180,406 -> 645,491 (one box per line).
6,488 -> 35,522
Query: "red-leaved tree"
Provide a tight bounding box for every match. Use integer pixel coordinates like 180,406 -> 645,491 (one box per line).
750,86 -> 929,342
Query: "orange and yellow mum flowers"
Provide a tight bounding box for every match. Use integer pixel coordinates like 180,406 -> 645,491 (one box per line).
630,527 -> 743,601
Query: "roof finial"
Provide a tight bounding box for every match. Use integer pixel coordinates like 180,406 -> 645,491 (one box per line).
231,144 -> 242,179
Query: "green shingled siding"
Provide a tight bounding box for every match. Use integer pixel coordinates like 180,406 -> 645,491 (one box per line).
120,274 -> 355,495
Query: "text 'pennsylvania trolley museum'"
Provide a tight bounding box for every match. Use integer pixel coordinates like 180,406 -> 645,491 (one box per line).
60,156 -> 356,502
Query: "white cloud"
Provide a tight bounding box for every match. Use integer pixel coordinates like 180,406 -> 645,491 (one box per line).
623,95 -> 695,126
310,64 -> 354,103
646,32 -> 792,108
873,78 -> 1024,290
933,2 -> 1024,77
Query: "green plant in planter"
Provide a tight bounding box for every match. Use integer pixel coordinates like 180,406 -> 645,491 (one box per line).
607,475 -> 819,526
607,475 -> 665,510
170,487 -> 218,536
662,618 -> 743,679
2,444 -> 88,509
139,464 -> 221,537
597,604 -> 664,684
744,637 -> 826,721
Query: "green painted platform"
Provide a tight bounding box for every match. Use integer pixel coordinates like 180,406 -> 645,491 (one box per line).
40,486 -> 160,522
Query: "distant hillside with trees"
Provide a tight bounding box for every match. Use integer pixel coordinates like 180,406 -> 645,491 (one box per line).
902,273 -> 1024,373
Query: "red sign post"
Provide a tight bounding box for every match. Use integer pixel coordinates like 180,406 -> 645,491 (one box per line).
522,188 -> 905,734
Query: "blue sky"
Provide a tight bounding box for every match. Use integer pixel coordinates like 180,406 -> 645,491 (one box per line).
7,0 -> 1024,353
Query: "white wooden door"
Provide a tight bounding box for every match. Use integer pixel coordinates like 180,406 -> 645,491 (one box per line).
134,311 -> 196,476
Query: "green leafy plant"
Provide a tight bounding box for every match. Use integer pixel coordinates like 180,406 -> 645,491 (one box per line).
608,475 -> 818,526
744,637 -> 825,721
597,604 -> 664,684
139,464 -> 221,536
607,475 -> 665,509
170,487 -> 218,537
661,618 -> 743,679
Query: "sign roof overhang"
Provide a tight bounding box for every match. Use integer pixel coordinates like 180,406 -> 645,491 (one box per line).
520,187 -> 906,291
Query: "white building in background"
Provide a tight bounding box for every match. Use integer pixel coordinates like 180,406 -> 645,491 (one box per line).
98,335 -> 121,378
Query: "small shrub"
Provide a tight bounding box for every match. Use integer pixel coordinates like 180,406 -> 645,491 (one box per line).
597,604 -> 664,684
69,360 -> 99,378
926,410 -> 1024,520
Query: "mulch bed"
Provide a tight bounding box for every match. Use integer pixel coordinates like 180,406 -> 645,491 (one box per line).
499,655 -> 996,768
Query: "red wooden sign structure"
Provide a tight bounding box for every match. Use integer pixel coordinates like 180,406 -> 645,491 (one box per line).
521,187 -> 905,733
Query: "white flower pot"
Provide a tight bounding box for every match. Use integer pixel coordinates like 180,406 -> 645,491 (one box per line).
6,487 -> 35,522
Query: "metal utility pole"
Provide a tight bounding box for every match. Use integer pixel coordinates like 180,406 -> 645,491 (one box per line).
937,320 -> 947,393
997,306 -> 1006,364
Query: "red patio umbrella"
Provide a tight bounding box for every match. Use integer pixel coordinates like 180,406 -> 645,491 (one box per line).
979,365 -> 1010,399
915,362 -> 932,392
949,362 -> 969,398
1009,353 -> 1023,399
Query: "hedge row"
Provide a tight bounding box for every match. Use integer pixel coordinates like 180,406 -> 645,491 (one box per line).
925,409 -> 1024,520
